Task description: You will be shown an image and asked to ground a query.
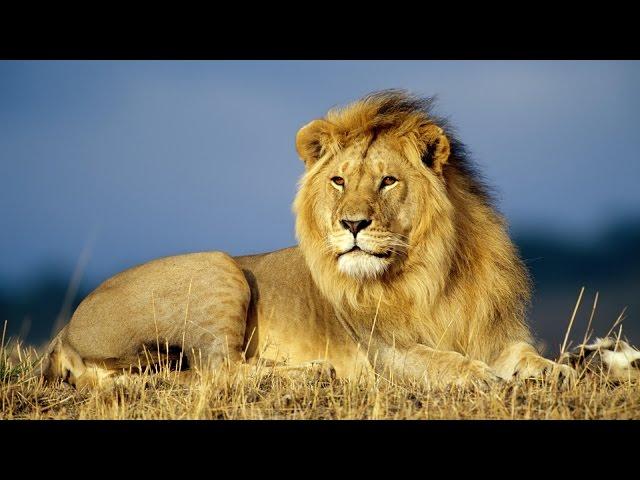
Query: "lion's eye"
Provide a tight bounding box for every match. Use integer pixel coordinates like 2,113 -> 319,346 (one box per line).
331,176 -> 345,187
381,176 -> 397,188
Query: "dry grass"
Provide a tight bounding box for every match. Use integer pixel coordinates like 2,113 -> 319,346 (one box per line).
2,289 -> 639,420
1,340 -> 639,420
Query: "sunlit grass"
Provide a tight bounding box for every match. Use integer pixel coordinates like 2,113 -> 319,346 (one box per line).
1,338 -> 639,420
2,290 -> 639,420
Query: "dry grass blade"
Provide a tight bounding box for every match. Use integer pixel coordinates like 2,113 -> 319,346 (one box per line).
560,286 -> 584,356
366,293 -> 383,360
581,291 -> 599,354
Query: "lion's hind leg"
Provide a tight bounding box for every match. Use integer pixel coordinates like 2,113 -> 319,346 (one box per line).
42,252 -> 252,388
42,332 -> 117,389
43,338 -> 202,389
174,264 -> 252,373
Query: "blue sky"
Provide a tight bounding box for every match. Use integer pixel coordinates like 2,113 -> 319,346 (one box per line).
1,61 -> 639,286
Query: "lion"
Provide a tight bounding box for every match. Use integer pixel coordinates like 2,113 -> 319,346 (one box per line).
42,90 -> 575,390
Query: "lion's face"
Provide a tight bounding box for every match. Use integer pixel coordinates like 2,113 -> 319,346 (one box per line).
313,139 -> 422,279
293,98 -> 453,285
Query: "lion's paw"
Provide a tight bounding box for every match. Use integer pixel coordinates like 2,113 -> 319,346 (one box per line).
452,359 -> 503,391
513,355 -> 576,388
290,360 -> 337,384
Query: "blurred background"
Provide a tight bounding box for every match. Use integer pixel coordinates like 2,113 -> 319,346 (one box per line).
1,60 -> 639,354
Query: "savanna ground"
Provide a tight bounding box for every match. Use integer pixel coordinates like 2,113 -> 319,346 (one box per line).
1,291 -> 639,420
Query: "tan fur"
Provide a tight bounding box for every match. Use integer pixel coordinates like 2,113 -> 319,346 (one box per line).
43,90 -> 574,390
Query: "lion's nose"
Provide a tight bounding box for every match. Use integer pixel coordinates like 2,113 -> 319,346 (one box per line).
340,219 -> 372,236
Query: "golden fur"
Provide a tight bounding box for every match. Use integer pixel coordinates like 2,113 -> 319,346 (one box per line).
42,90 -> 574,389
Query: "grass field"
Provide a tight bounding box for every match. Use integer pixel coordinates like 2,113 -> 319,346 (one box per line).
2,289 -> 638,420
2,339 -> 639,420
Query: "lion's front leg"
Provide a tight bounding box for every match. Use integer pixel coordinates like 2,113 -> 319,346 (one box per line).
376,343 -> 502,391
491,341 -> 576,385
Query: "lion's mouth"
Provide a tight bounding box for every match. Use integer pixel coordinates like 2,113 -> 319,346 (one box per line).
337,246 -> 392,259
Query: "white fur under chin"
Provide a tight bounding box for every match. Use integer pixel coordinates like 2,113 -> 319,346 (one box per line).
337,252 -> 389,279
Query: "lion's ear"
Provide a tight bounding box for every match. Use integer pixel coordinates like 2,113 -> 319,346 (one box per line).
419,124 -> 451,174
296,119 -> 333,168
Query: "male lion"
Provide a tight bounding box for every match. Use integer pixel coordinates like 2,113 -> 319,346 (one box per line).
43,90 -> 575,389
